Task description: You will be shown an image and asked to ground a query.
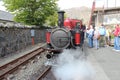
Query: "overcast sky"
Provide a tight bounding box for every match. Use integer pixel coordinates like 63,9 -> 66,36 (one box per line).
57,0 -> 120,10
0,1 -> 6,11
0,0 -> 120,11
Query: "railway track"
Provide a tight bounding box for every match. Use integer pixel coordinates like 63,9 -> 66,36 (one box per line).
36,66 -> 56,80
0,47 -> 45,80
36,66 -> 51,80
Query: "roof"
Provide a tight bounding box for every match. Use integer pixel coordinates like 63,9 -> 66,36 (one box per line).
0,10 -> 14,21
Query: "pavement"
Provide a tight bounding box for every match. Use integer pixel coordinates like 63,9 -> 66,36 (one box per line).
83,40 -> 120,80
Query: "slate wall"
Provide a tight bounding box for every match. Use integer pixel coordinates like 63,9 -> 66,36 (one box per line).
0,27 -> 46,57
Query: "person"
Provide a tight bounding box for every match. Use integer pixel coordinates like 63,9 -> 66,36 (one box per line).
119,25 -> 120,47
98,24 -> 106,47
93,27 -> 100,49
113,24 -> 120,51
105,26 -> 111,46
87,25 -> 94,48
108,27 -> 112,46
80,24 -> 86,44
86,26 -> 89,38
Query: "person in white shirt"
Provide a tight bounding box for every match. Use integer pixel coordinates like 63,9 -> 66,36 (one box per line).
87,25 -> 94,48
93,27 -> 100,49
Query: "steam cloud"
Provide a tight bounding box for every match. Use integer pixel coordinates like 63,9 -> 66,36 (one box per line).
52,48 -> 95,80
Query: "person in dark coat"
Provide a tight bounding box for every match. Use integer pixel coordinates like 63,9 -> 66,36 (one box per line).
80,24 -> 86,45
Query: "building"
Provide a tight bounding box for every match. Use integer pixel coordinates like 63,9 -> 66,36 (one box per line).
0,10 -> 14,23
92,7 -> 120,27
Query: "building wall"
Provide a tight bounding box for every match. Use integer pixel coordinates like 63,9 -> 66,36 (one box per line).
103,13 -> 120,25
94,7 -> 120,26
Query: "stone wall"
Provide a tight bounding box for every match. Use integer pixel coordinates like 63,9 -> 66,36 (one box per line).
0,27 -> 46,57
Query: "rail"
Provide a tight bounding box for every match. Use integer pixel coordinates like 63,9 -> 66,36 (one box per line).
36,66 -> 51,80
0,47 -> 45,79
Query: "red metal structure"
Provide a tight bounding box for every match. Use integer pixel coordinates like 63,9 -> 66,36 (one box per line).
88,0 -> 96,28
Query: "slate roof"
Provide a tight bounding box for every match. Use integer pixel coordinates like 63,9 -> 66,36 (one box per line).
0,10 -> 14,21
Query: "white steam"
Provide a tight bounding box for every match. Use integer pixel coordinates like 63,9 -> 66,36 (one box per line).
52,48 -> 95,80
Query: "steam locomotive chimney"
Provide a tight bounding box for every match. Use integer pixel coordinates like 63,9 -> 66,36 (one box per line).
58,11 -> 65,28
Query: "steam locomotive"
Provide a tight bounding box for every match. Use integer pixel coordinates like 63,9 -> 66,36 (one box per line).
46,11 -> 85,56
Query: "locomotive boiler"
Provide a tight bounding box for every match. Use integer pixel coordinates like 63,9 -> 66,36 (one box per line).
46,11 -> 84,55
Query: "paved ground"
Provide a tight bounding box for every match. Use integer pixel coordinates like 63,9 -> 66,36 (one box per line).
84,40 -> 120,80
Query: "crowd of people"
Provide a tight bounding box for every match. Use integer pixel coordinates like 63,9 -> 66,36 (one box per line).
86,24 -> 120,51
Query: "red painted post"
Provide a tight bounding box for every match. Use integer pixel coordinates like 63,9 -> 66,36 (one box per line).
88,0 -> 95,29
32,37 -> 35,45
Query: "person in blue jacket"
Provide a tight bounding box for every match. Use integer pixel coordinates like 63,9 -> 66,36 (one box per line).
98,24 -> 106,47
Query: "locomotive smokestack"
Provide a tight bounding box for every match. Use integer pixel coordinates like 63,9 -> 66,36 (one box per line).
58,11 -> 65,28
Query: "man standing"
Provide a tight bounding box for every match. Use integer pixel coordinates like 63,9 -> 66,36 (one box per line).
98,24 -> 106,47
80,24 -> 86,44
113,24 -> 120,51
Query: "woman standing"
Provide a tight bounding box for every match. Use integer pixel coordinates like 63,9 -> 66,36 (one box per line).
94,27 -> 100,49
87,25 -> 94,48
